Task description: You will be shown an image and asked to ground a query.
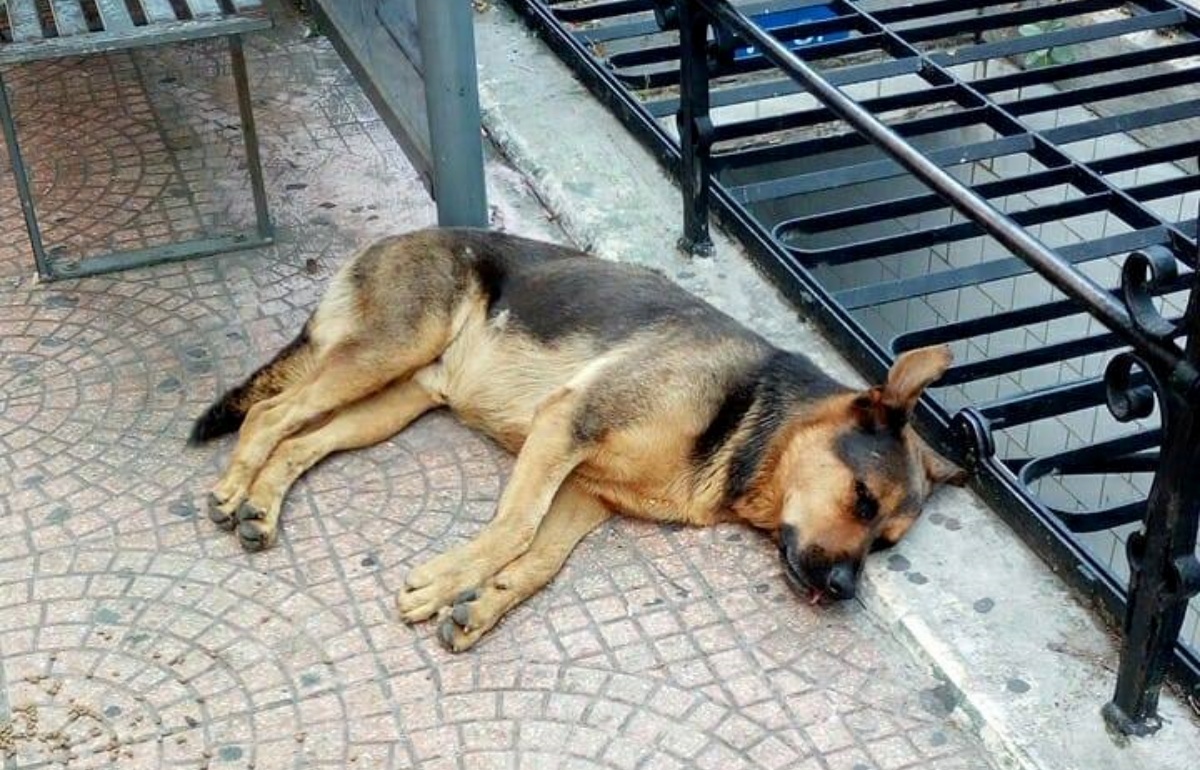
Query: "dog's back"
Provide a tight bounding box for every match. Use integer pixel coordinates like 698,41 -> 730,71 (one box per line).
405,230 -> 781,457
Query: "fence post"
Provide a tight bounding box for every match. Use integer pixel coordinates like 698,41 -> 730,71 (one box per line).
673,0 -> 715,256
416,0 -> 489,227
1102,243 -> 1200,735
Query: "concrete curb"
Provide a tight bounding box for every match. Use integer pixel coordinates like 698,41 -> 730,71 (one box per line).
471,5 -> 1200,770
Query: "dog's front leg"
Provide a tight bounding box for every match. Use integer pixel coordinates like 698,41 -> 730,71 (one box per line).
398,389 -> 588,622
435,480 -> 611,652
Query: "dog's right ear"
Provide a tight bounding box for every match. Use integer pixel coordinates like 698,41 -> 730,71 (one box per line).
853,346 -> 953,435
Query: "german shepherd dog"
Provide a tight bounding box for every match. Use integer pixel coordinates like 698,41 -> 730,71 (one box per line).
191,228 -> 964,651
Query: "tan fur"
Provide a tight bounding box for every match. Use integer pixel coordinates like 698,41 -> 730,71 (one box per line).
199,229 -> 963,651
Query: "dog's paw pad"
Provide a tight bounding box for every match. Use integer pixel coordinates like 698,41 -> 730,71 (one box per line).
237,520 -> 275,552
436,603 -> 483,653
451,602 -> 472,628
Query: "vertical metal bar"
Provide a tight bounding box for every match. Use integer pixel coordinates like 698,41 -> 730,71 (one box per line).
229,35 -> 272,240
0,70 -> 52,280
674,0 -> 714,256
1103,231 -> 1200,735
415,0 -> 489,228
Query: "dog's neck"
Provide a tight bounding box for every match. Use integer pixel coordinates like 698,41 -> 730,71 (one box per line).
717,377 -> 852,530
725,413 -> 805,530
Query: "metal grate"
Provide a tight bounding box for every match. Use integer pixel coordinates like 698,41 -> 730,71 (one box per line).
508,0 -> 1200,688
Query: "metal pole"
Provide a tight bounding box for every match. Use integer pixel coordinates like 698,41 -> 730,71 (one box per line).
674,0 -> 715,257
416,0 -> 489,227
229,35 -> 273,241
0,70 -> 52,280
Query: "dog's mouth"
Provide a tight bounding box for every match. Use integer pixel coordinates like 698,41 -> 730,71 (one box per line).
780,555 -> 828,606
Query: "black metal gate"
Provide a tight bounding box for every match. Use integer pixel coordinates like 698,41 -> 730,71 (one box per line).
505,0 -> 1200,732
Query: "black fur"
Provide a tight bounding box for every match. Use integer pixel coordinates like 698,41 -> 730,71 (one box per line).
692,368 -> 758,469
189,389 -> 249,445
188,324 -> 311,445
467,237 -> 718,345
719,350 -> 844,505
462,229 -> 579,306
853,480 -> 880,522
835,431 -> 909,486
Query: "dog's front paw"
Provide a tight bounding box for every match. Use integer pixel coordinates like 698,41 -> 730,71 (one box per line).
206,491 -> 240,531
236,502 -> 278,552
397,557 -> 475,623
436,587 -> 501,647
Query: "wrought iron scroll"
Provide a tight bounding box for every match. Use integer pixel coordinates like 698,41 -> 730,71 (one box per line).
1100,239 -> 1200,736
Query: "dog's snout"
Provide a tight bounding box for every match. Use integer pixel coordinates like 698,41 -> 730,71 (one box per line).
825,562 -> 857,599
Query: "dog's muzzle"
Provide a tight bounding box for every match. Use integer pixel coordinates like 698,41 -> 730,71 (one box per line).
778,525 -> 859,602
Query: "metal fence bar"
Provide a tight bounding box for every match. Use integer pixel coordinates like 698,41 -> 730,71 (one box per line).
416,0 -> 489,227
675,0 -> 1200,734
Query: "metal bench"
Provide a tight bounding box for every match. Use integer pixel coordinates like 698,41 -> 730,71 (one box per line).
0,0 -> 274,280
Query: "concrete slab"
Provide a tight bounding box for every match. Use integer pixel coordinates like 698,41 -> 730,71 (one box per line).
472,4 -> 1200,770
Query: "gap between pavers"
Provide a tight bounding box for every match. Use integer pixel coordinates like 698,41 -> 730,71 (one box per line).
470,4 -> 1200,770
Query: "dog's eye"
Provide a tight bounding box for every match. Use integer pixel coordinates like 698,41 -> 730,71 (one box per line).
853,480 -> 879,522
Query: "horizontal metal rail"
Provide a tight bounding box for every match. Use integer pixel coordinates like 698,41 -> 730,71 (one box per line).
693,0 -> 1196,387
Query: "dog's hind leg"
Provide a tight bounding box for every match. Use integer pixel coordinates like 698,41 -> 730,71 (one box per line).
398,387 -> 589,622
218,378 -> 441,549
434,480 -> 611,652
208,328 -> 446,520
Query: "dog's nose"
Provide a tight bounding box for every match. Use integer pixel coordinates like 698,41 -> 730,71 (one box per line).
825,562 -> 857,599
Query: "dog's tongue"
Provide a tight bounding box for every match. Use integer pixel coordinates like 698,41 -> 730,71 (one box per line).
808,588 -> 825,606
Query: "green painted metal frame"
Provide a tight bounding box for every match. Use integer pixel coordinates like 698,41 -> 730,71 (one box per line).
0,25 -> 273,281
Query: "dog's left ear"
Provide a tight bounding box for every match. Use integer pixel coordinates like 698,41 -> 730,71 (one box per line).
853,345 -> 953,434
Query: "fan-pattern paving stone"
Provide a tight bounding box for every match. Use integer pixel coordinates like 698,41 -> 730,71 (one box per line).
0,3 -> 998,769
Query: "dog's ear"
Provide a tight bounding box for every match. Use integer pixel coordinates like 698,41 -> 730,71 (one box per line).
885,345 -> 953,414
853,346 -> 953,434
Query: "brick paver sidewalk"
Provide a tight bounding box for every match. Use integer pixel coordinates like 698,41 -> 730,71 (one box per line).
0,5 -> 996,769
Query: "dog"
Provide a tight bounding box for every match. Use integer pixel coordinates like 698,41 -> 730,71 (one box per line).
190,228 -> 964,651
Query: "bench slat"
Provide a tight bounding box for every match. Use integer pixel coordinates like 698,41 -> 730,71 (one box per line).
94,0 -> 135,31
138,0 -> 182,23
0,15 -> 270,65
184,0 -> 225,19
50,0 -> 90,36
8,0 -> 45,42
230,0 -> 263,10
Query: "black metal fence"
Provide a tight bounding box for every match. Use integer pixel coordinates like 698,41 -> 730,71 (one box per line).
507,0 -> 1200,733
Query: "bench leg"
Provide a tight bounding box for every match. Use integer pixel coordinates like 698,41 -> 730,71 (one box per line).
0,70 -> 52,280
228,35 -> 272,241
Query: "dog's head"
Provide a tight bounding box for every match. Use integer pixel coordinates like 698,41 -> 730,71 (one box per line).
770,345 -> 965,603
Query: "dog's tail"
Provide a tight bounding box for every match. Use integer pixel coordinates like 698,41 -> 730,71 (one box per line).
188,323 -> 317,445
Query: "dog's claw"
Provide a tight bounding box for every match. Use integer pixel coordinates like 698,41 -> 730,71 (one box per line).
455,589 -> 478,604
